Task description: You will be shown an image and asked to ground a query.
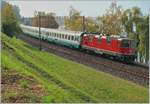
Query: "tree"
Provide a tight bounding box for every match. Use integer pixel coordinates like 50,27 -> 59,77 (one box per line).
86,17 -> 99,32
65,6 -> 98,32
97,1 -> 123,35
121,7 -> 142,36
121,7 -> 149,63
32,11 -> 58,28
65,6 -> 83,31
12,5 -> 21,22
137,16 -> 149,63
1,1 -> 21,37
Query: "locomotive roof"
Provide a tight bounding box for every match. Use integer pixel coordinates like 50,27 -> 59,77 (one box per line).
20,24 -> 82,36
82,32 -> 131,40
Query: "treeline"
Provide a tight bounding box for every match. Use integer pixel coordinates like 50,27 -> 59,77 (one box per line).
32,11 -> 58,28
1,1 -> 22,37
65,3 -> 149,63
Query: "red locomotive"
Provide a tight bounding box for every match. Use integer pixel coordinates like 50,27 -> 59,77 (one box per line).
81,33 -> 136,62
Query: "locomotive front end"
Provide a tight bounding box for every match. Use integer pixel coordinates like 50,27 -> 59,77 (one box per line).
119,39 -> 136,62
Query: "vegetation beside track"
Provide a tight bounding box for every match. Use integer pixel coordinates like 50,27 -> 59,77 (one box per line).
1,33 -> 148,103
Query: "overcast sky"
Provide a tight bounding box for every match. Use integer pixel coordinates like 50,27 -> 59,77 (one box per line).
6,0 -> 150,17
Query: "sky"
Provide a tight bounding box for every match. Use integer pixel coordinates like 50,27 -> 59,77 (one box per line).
6,0 -> 150,17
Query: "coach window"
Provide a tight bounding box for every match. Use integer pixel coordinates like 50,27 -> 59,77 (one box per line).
46,32 -> 49,36
71,36 -> 74,41
59,34 -> 61,38
74,36 -> 77,41
78,37 -> 80,42
68,35 -> 71,40
58,34 -> 60,38
74,36 -> 76,41
64,35 -> 66,39
55,33 -> 57,37
59,34 -> 60,38
67,35 -> 69,40
76,36 -> 78,42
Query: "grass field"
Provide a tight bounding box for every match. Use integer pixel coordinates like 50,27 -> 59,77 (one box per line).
1,33 -> 149,103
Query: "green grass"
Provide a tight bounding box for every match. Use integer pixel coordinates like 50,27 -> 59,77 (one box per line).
1,33 -> 149,103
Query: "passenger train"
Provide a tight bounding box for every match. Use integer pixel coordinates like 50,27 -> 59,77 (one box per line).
20,24 -> 137,63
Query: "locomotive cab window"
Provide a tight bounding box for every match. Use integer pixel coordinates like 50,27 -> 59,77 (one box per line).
97,36 -> 102,43
130,40 -> 136,48
88,35 -> 94,42
121,40 -> 129,47
106,36 -> 111,44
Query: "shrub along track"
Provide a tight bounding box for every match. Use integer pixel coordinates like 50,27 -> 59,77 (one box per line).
18,34 -> 149,87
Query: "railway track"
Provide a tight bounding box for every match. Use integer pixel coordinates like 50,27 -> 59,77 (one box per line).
18,34 -> 149,86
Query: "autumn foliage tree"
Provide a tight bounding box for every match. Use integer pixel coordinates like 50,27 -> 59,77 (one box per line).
65,6 -> 98,32
121,7 -> 149,63
97,1 -> 123,35
65,6 -> 83,31
1,1 -> 21,37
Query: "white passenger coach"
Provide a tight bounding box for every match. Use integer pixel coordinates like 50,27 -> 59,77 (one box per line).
20,24 -> 82,48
